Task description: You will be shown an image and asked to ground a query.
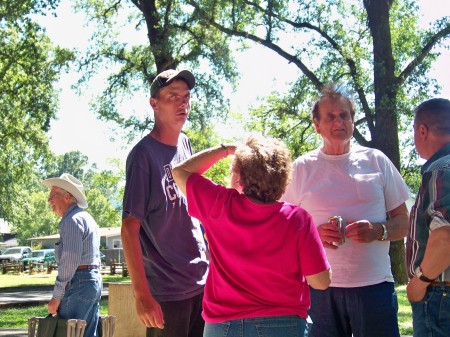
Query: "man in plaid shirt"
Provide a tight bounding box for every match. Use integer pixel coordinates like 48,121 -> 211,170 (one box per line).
406,98 -> 450,337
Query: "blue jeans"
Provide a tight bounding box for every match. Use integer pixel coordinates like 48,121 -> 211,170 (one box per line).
146,292 -> 204,337
309,282 -> 399,337
204,316 -> 307,337
58,268 -> 102,337
411,282 -> 450,337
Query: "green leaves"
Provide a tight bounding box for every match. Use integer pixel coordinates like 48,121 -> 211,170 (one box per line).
15,191 -> 60,244
0,5 -> 73,224
86,188 -> 121,228
15,152 -> 124,243
73,0 -> 237,138
0,0 -> 60,21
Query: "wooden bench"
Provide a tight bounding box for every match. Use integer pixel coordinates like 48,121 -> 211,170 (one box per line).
1,261 -> 23,274
28,261 -> 56,274
28,262 -> 45,274
110,261 -> 128,277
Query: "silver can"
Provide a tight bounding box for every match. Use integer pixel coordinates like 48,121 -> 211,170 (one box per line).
329,216 -> 345,245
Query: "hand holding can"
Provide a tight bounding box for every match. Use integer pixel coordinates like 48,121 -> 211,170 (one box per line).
329,216 -> 345,245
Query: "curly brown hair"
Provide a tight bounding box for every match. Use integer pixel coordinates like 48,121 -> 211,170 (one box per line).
232,135 -> 292,203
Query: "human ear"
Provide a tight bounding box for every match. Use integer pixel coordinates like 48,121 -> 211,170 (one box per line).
419,123 -> 429,139
149,97 -> 158,110
313,118 -> 321,134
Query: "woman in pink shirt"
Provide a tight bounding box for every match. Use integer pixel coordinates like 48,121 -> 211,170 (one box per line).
172,135 -> 331,337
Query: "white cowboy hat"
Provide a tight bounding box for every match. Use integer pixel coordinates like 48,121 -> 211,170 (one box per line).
42,173 -> 88,208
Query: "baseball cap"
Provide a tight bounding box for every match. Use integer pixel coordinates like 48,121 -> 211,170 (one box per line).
150,69 -> 195,97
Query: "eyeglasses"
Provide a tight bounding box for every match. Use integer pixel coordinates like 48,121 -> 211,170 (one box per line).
49,192 -> 60,200
49,191 -> 67,200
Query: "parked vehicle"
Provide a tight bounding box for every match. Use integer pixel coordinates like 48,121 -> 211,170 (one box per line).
0,246 -> 32,263
21,249 -> 56,269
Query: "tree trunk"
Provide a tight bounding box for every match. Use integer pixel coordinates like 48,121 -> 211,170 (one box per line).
364,0 -> 408,284
136,0 -> 177,77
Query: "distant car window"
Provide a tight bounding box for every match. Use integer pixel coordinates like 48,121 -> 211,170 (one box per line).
4,248 -> 21,254
30,251 -> 45,257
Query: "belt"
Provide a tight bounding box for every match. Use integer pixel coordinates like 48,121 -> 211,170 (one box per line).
430,281 -> 450,287
77,265 -> 99,270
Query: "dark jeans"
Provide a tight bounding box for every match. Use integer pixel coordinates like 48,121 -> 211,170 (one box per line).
309,282 -> 400,337
146,292 -> 204,337
411,282 -> 450,337
204,315 -> 307,337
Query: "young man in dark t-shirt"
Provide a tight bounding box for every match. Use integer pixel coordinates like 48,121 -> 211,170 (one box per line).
122,69 -> 209,337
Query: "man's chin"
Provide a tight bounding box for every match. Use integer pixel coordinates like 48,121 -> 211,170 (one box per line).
175,115 -> 188,123
331,134 -> 350,141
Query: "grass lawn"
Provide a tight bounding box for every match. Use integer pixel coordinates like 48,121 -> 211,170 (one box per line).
0,271 -> 57,287
0,271 -> 129,328
0,270 -> 129,288
0,273 -> 413,335
0,299 -> 110,328
396,285 -> 413,335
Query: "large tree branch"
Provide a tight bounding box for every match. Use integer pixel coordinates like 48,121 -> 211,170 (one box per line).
397,23 -> 450,86
130,0 -> 143,11
245,0 -> 374,124
353,117 -> 371,147
132,0 -> 176,72
188,0 -> 322,88
100,0 -> 122,20
190,0 -> 374,135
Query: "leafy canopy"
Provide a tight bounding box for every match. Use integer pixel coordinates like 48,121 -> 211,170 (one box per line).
0,0 -> 73,224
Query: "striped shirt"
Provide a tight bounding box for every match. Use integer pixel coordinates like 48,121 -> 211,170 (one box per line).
53,204 -> 101,299
406,142 -> 450,281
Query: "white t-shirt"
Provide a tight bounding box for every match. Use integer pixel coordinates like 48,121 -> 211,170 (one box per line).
282,145 -> 409,287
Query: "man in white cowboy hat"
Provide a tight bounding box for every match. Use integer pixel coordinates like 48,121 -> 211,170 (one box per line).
42,173 -> 102,337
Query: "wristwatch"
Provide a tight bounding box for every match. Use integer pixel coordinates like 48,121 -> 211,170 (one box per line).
415,266 -> 435,283
378,222 -> 388,241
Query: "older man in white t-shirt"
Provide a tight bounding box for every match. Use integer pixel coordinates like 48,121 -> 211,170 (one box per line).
282,85 -> 409,337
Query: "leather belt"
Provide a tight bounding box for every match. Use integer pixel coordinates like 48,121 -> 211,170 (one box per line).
77,264 -> 99,270
430,281 -> 450,287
